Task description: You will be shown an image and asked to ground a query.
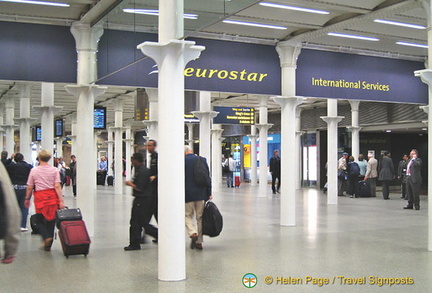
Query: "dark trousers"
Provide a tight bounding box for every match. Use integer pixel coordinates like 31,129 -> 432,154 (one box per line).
401,181 -> 407,199
151,182 -> 158,222
348,175 -> 359,197
226,171 -> 234,187
271,173 -> 280,192
406,177 -> 421,208
34,213 -> 55,240
129,197 -> 158,247
14,188 -> 28,228
72,184 -> 77,196
369,177 -> 377,197
381,180 -> 391,199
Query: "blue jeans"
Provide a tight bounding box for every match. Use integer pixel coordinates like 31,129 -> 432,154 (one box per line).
226,171 -> 233,187
14,187 -> 28,228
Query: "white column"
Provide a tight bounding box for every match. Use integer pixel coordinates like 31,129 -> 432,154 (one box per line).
276,42 -> 303,195
55,138 -> 63,158
192,92 -> 217,163
0,104 -> 4,151
247,125 -> 258,186
321,99 -> 343,205
111,98 -> 124,195
348,100 -> 361,160
33,83 -> 62,158
66,21 -> 105,237
69,113 -> 77,155
137,0 -> 204,280
3,96 -> 17,155
123,125 -> 133,181
186,123 -> 195,150
295,108 -> 303,190
16,84 -> 35,162
144,88 -> 159,142
255,97 -> 273,197
106,128 -> 114,177
274,97 -> 304,226
211,125 -> 223,192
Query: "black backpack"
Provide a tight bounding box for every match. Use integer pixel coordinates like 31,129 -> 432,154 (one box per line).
349,162 -> 360,176
194,156 -> 211,188
202,201 -> 223,237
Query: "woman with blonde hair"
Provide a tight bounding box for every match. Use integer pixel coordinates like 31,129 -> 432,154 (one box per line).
24,150 -> 64,251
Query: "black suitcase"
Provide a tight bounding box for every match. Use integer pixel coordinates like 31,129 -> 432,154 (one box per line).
107,175 -> 114,186
30,214 -> 40,235
358,180 -> 371,197
56,208 -> 82,228
58,220 -> 91,258
97,171 -> 106,185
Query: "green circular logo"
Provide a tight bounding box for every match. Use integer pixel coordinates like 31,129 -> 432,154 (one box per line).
242,273 -> 258,288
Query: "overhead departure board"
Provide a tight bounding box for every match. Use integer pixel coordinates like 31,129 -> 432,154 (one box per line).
213,106 -> 255,125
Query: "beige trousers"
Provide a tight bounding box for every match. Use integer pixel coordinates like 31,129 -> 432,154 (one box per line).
185,200 -> 205,244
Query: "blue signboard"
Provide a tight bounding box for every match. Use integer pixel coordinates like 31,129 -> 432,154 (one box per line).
213,106 -> 255,124
296,49 -> 427,104
0,21 -> 76,83
97,30 -> 282,95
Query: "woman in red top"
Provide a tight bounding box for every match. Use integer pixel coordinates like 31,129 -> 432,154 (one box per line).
24,150 -> 64,251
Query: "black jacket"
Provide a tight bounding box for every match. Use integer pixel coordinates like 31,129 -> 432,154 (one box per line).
7,161 -> 32,185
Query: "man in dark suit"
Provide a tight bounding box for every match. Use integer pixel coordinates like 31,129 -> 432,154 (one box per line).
184,146 -> 212,250
378,151 -> 394,200
404,149 -> 422,210
269,150 -> 281,194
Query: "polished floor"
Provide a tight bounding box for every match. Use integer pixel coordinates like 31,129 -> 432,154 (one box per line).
1,182 -> 431,293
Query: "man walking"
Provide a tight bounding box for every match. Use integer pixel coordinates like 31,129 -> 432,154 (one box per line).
124,153 -> 158,250
269,150 -> 281,194
185,146 -> 212,250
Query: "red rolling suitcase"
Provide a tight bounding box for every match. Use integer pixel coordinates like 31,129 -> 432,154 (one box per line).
235,176 -> 241,187
58,220 -> 91,258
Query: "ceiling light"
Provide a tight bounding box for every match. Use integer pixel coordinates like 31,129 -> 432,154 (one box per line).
327,32 -> 379,42
396,41 -> 428,49
260,2 -> 329,15
0,0 -> 69,6
123,9 -> 198,19
223,19 -> 287,30
386,130 -> 392,133
374,19 -> 425,30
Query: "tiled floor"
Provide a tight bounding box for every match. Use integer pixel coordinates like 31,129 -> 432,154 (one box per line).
0,183 -> 430,292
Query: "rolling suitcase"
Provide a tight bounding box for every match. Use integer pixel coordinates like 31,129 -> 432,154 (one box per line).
235,176 -> 241,187
107,175 -> 114,186
97,171 -> 106,185
358,180 -> 371,197
56,208 -> 82,228
58,220 -> 91,258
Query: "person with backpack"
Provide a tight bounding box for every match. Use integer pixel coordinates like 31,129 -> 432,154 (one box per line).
184,146 -> 212,250
347,156 -> 360,198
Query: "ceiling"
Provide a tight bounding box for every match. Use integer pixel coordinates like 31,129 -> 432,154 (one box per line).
0,0 -> 429,133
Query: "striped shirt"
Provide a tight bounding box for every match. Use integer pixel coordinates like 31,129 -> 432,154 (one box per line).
27,165 -> 60,191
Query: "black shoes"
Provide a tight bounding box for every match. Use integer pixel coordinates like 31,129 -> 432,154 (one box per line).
403,206 -> 413,210
124,245 -> 141,251
190,234 -> 198,250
